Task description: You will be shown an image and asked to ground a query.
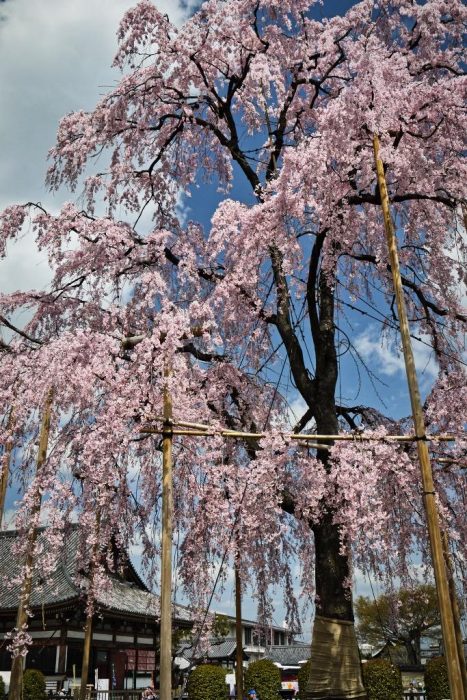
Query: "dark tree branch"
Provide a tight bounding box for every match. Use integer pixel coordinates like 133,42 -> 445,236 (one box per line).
177,342 -> 226,363
269,244 -> 316,406
307,231 -> 326,344
292,408 -> 313,434
0,315 -> 42,345
345,254 -> 466,323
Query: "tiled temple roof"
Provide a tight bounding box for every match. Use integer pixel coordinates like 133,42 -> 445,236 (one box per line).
0,528 -> 191,622
264,644 -> 311,667
178,637 -> 243,661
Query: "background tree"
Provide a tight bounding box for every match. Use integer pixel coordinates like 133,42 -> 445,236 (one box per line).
0,2 -> 466,700
361,659 -> 403,700
244,659 -> 281,700
22,670 -> 46,700
298,660 -> 312,699
186,664 -> 227,700
356,585 -> 442,665
212,614 -> 232,641
425,657 -> 450,700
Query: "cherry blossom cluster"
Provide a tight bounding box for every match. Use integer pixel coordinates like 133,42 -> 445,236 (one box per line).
5,624 -> 32,659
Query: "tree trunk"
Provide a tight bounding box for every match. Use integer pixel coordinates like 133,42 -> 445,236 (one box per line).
314,512 -> 353,622
305,497 -> 367,699
407,635 -> 421,666
304,270 -> 367,700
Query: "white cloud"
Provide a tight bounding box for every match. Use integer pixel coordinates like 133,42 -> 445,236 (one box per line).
1,507 -> 16,529
0,0 -> 189,209
285,394 -> 312,430
353,567 -> 382,601
354,326 -> 439,382
0,226 -> 51,294
0,0 -> 194,298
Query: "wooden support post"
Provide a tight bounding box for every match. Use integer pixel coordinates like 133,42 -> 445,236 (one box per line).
134,644 -> 139,690
9,391 -> 53,700
234,561 -> 244,700
373,134 -> 465,700
0,409 -> 15,529
79,616 -> 93,700
78,610 -> 93,700
441,530 -> 467,694
160,368 -> 173,700
80,511 -> 101,700
57,627 -> 67,676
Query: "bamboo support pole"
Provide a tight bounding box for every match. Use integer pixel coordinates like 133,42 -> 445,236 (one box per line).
441,530 -> 467,694
373,133 -> 465,700
160,368 -> 173,700
79,511 -> 101,700
235,561 -> 244,700
0,408 -> 14,529
79,616 -> 93,700
140,425 -> 455,443
145,417 -> 458,442
436,458 -> 467,469
9,390 -> 53,700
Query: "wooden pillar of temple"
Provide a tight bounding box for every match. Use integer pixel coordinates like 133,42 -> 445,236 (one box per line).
57,625 -> 68,676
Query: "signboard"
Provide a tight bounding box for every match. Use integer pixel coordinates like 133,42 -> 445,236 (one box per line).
225,673 -> 235,696
0,672 -> 11,692
96,678 -> 109,700
281,681 -> 298,693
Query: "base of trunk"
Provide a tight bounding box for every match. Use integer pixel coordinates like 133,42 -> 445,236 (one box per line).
304,615 -> 367,700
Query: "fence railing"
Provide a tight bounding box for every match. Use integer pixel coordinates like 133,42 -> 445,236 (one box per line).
43,689 -> 429,700
69,691 -> 144,700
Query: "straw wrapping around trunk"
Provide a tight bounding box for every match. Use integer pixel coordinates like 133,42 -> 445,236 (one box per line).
304,616 -> 367,700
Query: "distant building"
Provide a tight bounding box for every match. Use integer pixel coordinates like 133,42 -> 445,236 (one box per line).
263,644 -> 310,696
208,614 -> 294,664
175,618 -> 295,671
176,638 -> 248,670
0,527 -> 302,694
0,528 -> 192,692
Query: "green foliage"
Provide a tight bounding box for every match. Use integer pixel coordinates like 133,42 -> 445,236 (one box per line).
23,669 -> 47,700
172,626 -> 192,649
297,659 -> 311,697
187,664 -> 227,700
212,613 -> 231,640
244,659 -> 281,700
0,675 -> 5,699
356,584 -> 441,665
361,659 -> 403,700
424,657 -> 449,700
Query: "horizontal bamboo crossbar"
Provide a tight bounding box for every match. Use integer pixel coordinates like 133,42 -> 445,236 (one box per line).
436,458 -> 467,469
140,419 -> 456,444
142,427 -> 330,450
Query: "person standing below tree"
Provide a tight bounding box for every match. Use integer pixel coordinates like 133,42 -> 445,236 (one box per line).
142,685 -> 157,700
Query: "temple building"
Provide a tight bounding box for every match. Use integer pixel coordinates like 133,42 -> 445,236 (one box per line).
0,528 -> 192,692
